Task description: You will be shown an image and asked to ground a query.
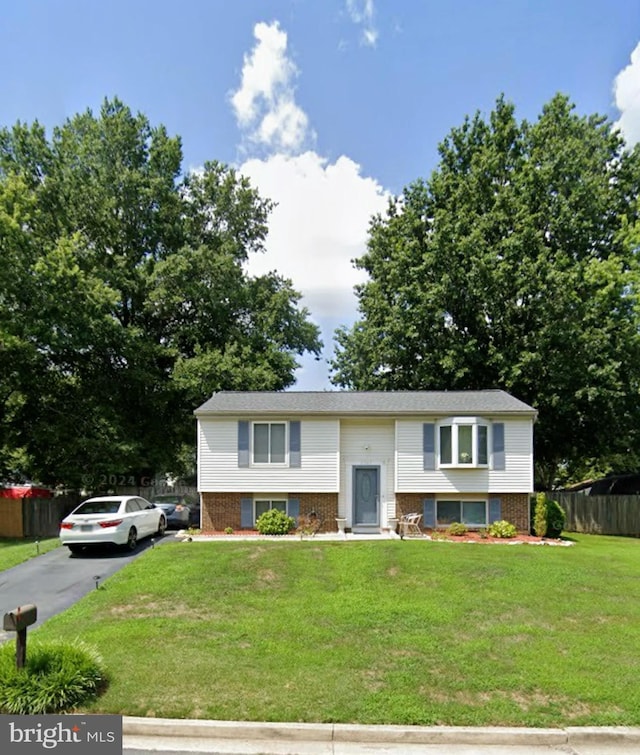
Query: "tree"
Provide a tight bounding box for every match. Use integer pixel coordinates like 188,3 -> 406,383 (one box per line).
0,100 -> 321,488
331,95 -> 640,488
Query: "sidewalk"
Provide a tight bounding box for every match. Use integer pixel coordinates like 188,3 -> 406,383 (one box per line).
123,717 -> 640,754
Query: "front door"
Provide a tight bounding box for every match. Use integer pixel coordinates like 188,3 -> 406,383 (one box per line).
353,466 -> 379,528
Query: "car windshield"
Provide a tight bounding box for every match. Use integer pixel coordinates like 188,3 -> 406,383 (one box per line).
75,500 -> 121,515
153,496 -> 180,504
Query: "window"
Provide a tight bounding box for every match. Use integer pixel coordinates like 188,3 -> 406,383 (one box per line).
253,422 -> 286,464
438,418 -> 489,467
436,500 -> 487,527
254,499 -> 289,524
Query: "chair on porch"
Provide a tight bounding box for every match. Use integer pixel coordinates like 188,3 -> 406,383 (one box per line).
398,512 -> 424,539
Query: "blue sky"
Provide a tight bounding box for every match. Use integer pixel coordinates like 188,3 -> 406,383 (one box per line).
2,1 -> 640,389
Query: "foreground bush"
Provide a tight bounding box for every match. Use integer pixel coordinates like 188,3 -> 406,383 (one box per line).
488,520 -> 517,538
0,640 -> 108,714
256,509 -> 296,535
545,498 -> 566,538
447,522 -> 468,536
534,492 -> 548,537
531,493 -> 566,538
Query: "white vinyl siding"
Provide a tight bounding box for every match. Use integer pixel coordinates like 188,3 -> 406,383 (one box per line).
198,418 -> 339,492
396,418 -> 534,493
339,419 -> 395,520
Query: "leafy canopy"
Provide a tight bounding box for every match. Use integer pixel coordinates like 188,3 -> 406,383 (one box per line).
331,94 -> 640,487
0,99 -> 321,487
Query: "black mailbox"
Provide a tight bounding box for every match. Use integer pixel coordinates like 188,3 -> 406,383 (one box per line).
3,604 -> 37,632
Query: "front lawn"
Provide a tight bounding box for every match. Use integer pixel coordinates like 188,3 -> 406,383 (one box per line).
0,537 -> 60,572
30,535 -> 640,727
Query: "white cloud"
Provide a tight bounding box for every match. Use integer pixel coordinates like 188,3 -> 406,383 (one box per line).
230,21 -> 312,153
346,0 -> 378,48
614,41 -> 640,147
240,151 -> 388,320
230,20 -> 390,387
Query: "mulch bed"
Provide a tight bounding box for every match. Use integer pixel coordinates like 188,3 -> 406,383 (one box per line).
192,530 -> 570,545
424,530 -> 571,546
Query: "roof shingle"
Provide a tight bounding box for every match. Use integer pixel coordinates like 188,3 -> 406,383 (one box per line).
194,390 -> 536,417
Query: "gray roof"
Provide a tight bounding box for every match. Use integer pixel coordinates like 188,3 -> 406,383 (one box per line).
195,390 -> 536,417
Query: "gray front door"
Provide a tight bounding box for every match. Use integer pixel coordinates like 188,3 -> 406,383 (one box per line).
354,466 -> 379,526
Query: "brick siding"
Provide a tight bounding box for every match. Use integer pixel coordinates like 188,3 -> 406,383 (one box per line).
290,493 -> 339,532
200,492 -> 247,532
494,493 -> 530,533
202,492 -> 529,533
201,492 -> 339,532
395,492 -> 530,533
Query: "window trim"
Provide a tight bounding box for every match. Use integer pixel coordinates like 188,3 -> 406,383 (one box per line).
251,421 -> 288,466
253,498 -> 290,525
437,417 -> 490,469
436,499 -> 489,528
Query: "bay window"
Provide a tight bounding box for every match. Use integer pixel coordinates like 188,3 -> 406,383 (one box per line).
438,418 -> 489,467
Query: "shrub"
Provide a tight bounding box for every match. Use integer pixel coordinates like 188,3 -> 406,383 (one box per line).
533,492 -> 548,537
545,498 -> 566,538
256,508 -> 295,535
488,520 -> 517,538
224,526 -> 234,534
447,522 -> 468,536
531,493 -> 566,538
0,640 -> 108,714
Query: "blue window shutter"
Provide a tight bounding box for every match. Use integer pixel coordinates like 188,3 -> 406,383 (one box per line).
488,497 -> 502,524
492,423 -> 505,470
240,497 -> 253,528
288,498 -> 300,523
423,497 -> 436,528
238,421 -> 249,467
423,423 -> 435,470
289,421 -> 301,468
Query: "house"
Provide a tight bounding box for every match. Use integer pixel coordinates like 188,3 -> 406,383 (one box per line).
195,390 -> 536,534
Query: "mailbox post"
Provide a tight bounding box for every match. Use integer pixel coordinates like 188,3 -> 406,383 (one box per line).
3,604 -> 37,668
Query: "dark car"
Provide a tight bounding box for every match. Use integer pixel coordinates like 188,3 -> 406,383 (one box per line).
151,494 -> 192,529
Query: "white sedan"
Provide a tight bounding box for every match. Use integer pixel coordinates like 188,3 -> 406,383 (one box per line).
59,495 -> 166,554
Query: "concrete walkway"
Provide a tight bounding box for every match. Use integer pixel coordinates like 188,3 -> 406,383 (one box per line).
122,717 -> 640,754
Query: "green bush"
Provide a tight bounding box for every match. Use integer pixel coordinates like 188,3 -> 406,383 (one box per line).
447,522 -> 468,536
0,640 -> 108,714
533,492 -> 548,537
545,498 -> 566,538
256,508 -> 295,535
530,493 -> 566,538
488,520 -> 517,538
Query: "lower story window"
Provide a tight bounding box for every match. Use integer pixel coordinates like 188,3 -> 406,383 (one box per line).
436,500 -> 487,527
255,499 -> 288,523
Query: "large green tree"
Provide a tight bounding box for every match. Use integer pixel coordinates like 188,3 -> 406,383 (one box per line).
0,100 -> 321,488
331,95 -> 640,488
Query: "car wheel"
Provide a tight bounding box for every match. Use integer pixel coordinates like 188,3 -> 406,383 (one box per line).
125,527 -> 138,551
156,516 -> 166,537
67,545 -> 83,555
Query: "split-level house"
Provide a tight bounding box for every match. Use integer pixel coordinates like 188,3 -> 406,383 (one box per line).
195,390 -> 536,533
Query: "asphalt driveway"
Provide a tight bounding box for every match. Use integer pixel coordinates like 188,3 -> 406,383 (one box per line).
0,534 -> 171,643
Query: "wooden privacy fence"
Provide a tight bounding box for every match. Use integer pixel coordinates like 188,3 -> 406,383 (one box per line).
553,492 -> 640,536
0,495 -> 80,538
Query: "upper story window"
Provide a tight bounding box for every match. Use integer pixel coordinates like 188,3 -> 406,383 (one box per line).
253,422 -> 286,464
439,418 -> 489,467
238,420 -> 301,469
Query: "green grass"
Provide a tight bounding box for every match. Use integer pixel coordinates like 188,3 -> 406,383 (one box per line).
0,538 -> 60,571
31,535 -> 640,727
